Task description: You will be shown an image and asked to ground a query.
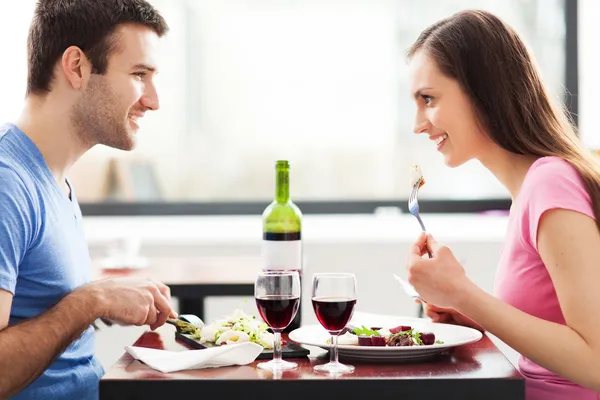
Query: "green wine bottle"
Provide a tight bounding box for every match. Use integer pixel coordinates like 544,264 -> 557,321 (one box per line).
262,160 -> 303,332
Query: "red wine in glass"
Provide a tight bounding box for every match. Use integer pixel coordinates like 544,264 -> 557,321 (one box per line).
256,295 -> 300,330
312,297 -> 356,332
261,268 -> 302,333
254,270 -> 300,372
311,273 -> 357,375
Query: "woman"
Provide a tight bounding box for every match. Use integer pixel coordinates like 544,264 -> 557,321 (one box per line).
405,10 -> 600,400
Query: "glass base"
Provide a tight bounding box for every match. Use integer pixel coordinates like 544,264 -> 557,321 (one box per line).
314,361 -> 355,374
256,358 -> 298,372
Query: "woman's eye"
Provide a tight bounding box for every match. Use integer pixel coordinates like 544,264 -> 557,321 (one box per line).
133,72 -> 146,79
421,95 -> 433,105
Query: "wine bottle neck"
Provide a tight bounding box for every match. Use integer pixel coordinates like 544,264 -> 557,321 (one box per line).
275,169 -> 290,203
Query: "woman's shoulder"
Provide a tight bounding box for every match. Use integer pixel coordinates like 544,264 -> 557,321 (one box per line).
520,156 -> 593,220
515,156 -> 595,249
523,156 -> 586,194
527,156 -> 579,178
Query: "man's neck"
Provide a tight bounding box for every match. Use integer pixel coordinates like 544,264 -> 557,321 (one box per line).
14,95 -> 90,188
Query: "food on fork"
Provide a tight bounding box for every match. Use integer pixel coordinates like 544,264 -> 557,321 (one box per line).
166,318 -> 199,335
410,164 -> 426,188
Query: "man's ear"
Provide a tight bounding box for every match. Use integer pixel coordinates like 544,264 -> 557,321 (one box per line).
60,46 -> 92,90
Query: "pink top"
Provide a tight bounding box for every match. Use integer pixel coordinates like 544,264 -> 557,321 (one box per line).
495,156 -> 600,400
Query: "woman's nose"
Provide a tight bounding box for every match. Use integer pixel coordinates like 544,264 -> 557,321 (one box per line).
413,114 -> 431,135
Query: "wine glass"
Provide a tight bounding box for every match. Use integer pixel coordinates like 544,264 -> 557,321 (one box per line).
255,271 -> 301,371
311,273 -> 357,374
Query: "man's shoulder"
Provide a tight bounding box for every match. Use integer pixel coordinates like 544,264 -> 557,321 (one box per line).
0,165 -> 35,212
0,153 -> 31,197
0,122 -> 17,144
0,124 -> 41,192
0,123 -> 24,168
0,126 -> 39,218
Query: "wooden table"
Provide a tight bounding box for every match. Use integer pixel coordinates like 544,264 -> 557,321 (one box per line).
100,324 -> 524,400
97,257 -> 260,319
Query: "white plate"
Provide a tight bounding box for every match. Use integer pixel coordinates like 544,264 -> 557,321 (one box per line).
289,312 -> 482,362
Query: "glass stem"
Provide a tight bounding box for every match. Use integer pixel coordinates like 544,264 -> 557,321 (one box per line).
273,331 -> 283,363
330,334 -> 339,364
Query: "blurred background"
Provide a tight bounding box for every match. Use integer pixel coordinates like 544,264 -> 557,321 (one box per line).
1,0 -> 591,208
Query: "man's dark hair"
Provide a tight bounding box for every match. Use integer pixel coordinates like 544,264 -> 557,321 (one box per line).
26,0 -> 169,95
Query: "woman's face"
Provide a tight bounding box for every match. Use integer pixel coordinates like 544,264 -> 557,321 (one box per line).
409,50 -> 491,167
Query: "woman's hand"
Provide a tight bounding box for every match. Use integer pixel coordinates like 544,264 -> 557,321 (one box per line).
419,300 -> 484,332
406,232 -> 471,309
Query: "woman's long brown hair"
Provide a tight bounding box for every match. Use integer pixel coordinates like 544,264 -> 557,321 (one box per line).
408,10 -> 600,230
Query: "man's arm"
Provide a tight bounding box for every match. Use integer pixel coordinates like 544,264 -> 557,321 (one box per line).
0,288 -> 98,399
0,277 -> 175,399
0,290 -> 10,330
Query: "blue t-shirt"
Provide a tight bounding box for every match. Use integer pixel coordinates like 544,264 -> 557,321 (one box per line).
0,123 -> 103,399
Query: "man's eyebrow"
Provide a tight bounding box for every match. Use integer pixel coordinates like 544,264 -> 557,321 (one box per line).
412,86 -> 433,100
132,63 -> 157,72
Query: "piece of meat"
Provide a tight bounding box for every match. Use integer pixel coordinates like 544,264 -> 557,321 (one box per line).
387,333 -> 414,347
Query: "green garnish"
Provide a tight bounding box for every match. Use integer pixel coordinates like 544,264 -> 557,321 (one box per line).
412,331 -> 423,345
435,340 -> 444,344
352,325 -> 381,336
393,328 -> 423,344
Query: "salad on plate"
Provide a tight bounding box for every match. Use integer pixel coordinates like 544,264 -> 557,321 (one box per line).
169,309 -> 275,349
333,324 -> 444,347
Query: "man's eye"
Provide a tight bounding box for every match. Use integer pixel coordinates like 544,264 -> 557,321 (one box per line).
133,72 -> 146,79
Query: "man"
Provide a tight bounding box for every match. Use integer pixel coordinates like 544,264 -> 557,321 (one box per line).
0,1 -> 175,398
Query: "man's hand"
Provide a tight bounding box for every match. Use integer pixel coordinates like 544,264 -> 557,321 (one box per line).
0,277 -> 177,398
75,277 -> 177,331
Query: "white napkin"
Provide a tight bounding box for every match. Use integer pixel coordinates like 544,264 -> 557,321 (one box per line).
125,342 -> 264,373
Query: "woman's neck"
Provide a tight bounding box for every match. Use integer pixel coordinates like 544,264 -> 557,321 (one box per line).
479,147 -> 539,201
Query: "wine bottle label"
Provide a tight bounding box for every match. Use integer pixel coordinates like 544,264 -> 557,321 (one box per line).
261,237 -> 302,271
263,232 -> 301,241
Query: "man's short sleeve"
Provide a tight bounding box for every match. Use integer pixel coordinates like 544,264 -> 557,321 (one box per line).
0,166 -> 34,294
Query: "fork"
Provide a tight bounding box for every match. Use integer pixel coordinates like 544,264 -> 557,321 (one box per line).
178,314 -> 205,328
408,179 -> 433,259
392,273 -> 422,300
167,314 -> 205,330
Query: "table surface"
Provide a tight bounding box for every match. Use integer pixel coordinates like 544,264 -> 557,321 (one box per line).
100,324 -> 524,400
96,256 -> 260,285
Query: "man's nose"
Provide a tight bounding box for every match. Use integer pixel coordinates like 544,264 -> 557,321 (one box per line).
140,83 -> 160,111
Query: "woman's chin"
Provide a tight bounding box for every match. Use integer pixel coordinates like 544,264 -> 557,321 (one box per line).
443,154 -> 468,168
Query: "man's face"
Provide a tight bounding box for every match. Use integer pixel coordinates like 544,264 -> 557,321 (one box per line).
71,23 -> 161,150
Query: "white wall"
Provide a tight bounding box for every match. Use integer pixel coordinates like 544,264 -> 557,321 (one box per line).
579,0 -> 600,149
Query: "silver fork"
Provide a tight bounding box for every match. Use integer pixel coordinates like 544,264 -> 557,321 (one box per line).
179,314 -> 204,328
392,273 -> 421,300
408,179 -> 433,258
407,179 -> 431,316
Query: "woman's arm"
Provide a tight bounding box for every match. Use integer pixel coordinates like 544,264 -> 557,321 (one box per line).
456,208 -> 600,391
408,208 -> 600,391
